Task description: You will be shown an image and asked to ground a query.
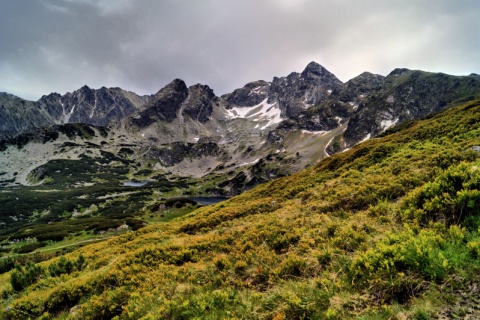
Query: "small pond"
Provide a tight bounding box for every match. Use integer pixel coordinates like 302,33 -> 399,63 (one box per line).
123,180 -> 151,187
162,196 -> 230,207
188,197 -> 229,205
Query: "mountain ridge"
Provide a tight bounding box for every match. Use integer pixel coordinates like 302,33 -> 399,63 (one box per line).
1,62 -> 480,193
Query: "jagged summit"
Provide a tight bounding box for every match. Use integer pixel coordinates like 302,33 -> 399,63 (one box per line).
222,80 -> 270,107
183,83 -> 216,123
301,61 -> 341,83
132,79 -> 189,126
343,72 -> 386,98
152,78 -> 188,97
303,61 -> 325,72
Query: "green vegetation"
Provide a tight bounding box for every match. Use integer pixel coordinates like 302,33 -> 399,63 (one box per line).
1,99 -> 480,318
0,148 -> 196,243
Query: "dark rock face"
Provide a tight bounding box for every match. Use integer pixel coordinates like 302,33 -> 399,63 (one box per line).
36,93 -> 65,121
148,142 -> 221,166
0,86 -> 149,138
278,100 -> 350,132
132,79 -> 188,127
0,93 -> 54,139
220,62 -> 344,120
222,80 -> 270,107
340,72 -> 386,101
343,70 -> 480,146
66,86 -> 149,126
268,62 -> 344,117
182,84 -> 216,123
38,86 -> 149,126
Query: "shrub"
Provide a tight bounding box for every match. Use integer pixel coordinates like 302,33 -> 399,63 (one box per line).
276,254 -> 307,279
213,255 -> 230,271
76,254 -> 86,271
10,262 -> 44,291
48,256 -> 74,277
402,161 -> 480,226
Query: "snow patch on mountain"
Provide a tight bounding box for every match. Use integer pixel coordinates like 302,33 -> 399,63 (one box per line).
239,159 -> 260,167
64,104 -> 76,123
380,118 -> 399,132
226,98 -> 283,129
358,133 -> 371,144
300,130 -> 327,135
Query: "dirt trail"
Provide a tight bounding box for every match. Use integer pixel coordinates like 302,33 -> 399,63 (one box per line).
0,237 -> 113,260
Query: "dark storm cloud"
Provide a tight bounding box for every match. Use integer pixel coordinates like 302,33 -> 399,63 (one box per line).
1,0 -> 479,100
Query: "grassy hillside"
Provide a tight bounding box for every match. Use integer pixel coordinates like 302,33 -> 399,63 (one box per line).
1,100 -> 480,319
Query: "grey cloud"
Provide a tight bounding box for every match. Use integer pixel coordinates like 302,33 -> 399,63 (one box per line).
0,0 -> 479,100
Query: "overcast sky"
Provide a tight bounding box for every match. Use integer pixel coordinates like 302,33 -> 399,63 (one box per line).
1,0 -> 479,100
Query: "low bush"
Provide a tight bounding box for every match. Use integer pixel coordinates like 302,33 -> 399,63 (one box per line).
402,161 -> 480,226
10,262 -> 44,292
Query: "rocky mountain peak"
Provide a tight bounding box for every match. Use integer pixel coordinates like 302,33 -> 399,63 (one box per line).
130,79 -> 189,127
222,80 -> 270,107
342,72 -> 386,99
188,83 -> 214,95
301,62 -> 331,78
75,85 -> 95,104
155,79 -> 188,96
40,92 -> 62,100
388,68 -> 411,77
268,62 -> 344,117
352,71 -> 385,81
0,92 -> 17,99
303,61 -> 324,72
182,84 -> 216,123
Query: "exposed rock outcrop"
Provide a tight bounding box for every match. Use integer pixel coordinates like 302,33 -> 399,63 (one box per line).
182,84 -> 216,123
131,79 -> 188,127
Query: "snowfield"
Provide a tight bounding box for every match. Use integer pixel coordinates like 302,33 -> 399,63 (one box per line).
225,98 -> 283,129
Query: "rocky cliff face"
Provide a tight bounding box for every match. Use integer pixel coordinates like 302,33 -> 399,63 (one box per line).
222,62 -> 343,118
340,72 -> 386,102
270,61 -> 344,117
267,62 -> 342,117
0,86 -> 149,139
222,80 -> 270,107
37,85 -> 150,127
0,93 -> 55,139
131,79 -> 188,127
129,80 -> 218,129
342,69 -> 480,146
181,84 -> 216,123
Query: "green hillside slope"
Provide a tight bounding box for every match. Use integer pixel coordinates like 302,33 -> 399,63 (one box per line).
1,100 -> 480,319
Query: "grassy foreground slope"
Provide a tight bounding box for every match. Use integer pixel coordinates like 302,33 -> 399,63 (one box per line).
2,100 -> 480,319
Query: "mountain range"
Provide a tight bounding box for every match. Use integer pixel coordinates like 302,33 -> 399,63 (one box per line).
1,62 -> 480,195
